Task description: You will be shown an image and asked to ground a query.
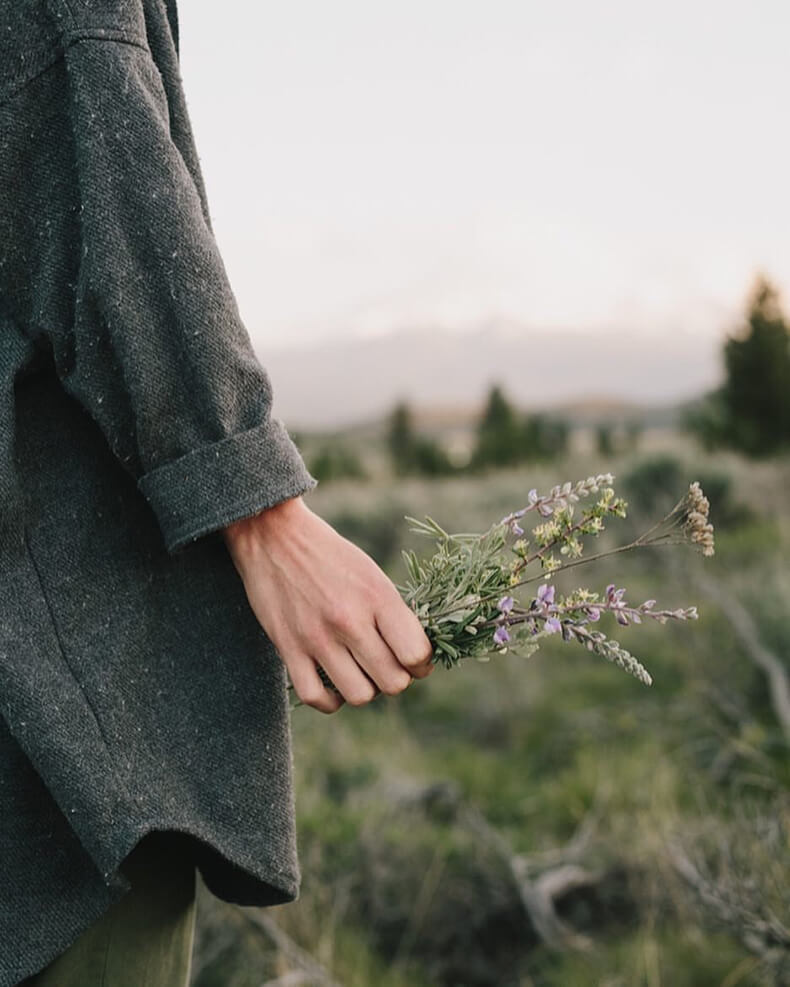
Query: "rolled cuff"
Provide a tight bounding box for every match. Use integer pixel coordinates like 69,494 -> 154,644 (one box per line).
137,418 -> 318,553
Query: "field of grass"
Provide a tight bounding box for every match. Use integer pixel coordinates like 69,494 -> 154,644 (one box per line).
192,435 -> 790,987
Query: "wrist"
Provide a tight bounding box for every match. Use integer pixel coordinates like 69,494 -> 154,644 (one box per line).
222,495 -> 307,565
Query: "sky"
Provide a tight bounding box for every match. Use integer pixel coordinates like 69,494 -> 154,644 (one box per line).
178,0 -> 790,352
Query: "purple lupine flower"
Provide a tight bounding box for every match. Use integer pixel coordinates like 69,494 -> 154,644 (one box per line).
585,606 -> 601,621
497,595 -> 515,614
606,584 -> 626,605
537,583 -> 555,607
493,624 -> 511,646
501,507 -> 526,535
545,617 -> 562,634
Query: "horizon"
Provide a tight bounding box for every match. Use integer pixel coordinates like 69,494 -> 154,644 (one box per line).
254,322 -> 724,429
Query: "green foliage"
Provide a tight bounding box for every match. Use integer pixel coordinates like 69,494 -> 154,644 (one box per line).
470,384 -> 521,469
397,474 -> 710,687
622,453 -> 686,514
469,384 -> 569,471
194,444 -> 789,986
307,441 -> 368,483
596,423 -> 615,457
410,436 -> 456,477
530,927 -> 756,987
624,418 -> 643,451
386,401 -> 455,477
324,503 -> 408,568
622,453 -> 753,530
523,412 -> 570,462
387,401 -> 414,473
685,275 -> 790,457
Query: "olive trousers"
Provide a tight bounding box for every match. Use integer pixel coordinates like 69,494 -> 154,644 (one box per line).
22,832 -> 197,987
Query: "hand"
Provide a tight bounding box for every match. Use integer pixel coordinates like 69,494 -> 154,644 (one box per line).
222,495 -> 434,713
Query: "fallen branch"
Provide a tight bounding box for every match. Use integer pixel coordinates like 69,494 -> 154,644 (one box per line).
407,779 -> 607,951
668,842 -> 790,966
690,569 -> 790,741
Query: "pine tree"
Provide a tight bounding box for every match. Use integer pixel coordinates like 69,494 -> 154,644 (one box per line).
685,276 -> 790,457
387,401 -> 416,476
720,277 -> 790,456
470,385 -> 523,468
386,401 -> 454,477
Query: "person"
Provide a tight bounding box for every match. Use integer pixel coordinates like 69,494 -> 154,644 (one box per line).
0,1 -> 433,983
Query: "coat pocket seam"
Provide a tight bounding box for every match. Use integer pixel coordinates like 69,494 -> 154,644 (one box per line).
22,524 -> 115,754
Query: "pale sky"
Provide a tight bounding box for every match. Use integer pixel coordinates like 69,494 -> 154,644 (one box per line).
178,0 -> 790,351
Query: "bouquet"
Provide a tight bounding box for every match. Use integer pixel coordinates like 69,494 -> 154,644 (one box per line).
398,474 -> 715,686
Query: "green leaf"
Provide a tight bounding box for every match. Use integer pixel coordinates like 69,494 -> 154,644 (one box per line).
436,640 -> 460,660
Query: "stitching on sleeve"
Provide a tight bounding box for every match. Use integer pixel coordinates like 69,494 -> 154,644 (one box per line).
60,27 -> 151,53
0,30 -> 151,107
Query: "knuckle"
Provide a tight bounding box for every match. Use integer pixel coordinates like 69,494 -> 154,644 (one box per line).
298,683 -> 324,707
330,605 -> 355,636
403,647 -> 432,668
418,636 -> 435,661
410,662 -> 433,679
346,683 -> 377,707
380,670 -> 412,696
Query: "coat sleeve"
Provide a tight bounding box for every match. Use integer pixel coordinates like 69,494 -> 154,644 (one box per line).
47,31 -> 318,554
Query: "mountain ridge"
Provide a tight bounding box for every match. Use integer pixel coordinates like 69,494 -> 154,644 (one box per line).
254,323 -> 722,429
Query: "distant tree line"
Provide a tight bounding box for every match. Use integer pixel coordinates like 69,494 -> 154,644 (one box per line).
386,385 -> 570,479
303,273 -> 789,483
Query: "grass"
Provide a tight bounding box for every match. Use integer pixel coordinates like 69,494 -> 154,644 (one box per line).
192,437 -> 790,986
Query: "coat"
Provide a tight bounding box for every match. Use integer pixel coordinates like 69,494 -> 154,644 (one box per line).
0,1 -> 319,982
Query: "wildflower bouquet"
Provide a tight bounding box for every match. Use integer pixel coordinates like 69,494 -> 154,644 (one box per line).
399,474 -> 715,686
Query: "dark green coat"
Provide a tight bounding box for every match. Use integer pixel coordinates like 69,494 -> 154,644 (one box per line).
0,1 -> 318,982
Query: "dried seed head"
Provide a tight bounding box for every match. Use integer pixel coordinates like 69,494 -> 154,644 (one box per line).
683,482 -> 715,556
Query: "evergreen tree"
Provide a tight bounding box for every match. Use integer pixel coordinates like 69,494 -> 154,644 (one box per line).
470,385 -> 568,469
470,385 -> 523,469
387,401 -> 417,476
596,424 -> 615,457
386,401 -> 454,477
720,277 -> 790,455
685,276 -> 790,457
522,413 -> 568,462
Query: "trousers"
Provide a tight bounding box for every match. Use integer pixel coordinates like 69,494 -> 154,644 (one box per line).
21,832 -> 197,987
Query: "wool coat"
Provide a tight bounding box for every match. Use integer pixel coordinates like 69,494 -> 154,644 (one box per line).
0,1 -> 320,982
